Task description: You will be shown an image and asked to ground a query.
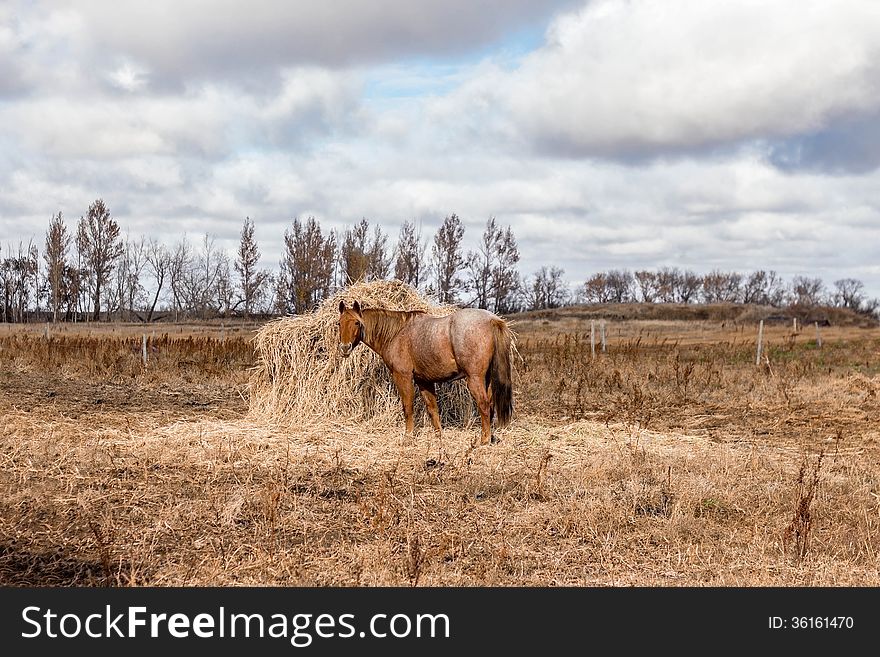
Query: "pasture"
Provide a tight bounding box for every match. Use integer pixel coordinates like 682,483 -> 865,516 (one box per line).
1,305 -> 878,586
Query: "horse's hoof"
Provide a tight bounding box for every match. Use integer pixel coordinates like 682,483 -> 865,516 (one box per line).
490,434 -> 500,444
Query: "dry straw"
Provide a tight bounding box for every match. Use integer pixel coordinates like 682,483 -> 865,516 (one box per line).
249,280 -> 478,429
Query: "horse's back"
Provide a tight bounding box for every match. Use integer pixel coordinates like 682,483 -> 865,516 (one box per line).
448,308 -> 502,368
395,308 -> 500,379
449,307 -> 500,336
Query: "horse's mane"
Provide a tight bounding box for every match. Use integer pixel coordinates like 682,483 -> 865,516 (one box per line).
361,308 -> 426,353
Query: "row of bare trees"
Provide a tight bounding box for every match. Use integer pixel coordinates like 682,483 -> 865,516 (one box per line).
1,200 -> 525,321
2,200 -> 252,323
274,213 -> 522,314
576,267 -> 878,315
2,198 -> 877,321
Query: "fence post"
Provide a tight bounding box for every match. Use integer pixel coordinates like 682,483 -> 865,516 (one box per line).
756,319 -> 764,365
142,333 -> 148,366
590,320 -> 596,360
600,319 -> 607,352
815,321 -> 822,348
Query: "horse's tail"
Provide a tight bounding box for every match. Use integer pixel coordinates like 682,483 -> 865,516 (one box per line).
489,319 -> 514,428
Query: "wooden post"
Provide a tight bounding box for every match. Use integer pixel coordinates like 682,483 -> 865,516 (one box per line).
792,317 -> 797,333
142,333 -> 148,366
756,319 -> 764,365
590,320 -> 596,360
815,321 -> 822,348
600,319 -> 607,352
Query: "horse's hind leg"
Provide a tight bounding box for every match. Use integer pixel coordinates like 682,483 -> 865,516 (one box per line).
419,382 -> 442,438
466,375 -> 492,446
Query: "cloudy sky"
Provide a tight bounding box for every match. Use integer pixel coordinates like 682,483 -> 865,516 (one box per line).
2,0 -> 879,298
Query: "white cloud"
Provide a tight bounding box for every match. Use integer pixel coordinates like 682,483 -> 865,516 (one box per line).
481,0 -> 880,157
1,67 -> 361,160
58,0 -> 577,84
106,61 -> 150,92
0,3 -> 88,96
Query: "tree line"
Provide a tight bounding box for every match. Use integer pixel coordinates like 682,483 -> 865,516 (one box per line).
1,201 -> 522,322
576,267 -> 878,316
1,198 -> 876,322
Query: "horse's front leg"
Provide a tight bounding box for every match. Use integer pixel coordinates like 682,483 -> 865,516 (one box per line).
392,371 -> 416,440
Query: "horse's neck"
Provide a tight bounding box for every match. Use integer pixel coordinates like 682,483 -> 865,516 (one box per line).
362,309 -> 418,354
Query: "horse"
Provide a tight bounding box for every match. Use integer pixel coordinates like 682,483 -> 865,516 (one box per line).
338,300 -> 514,446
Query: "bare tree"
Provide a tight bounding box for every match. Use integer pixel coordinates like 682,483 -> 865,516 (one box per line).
741,269 -> 786,306
31,239 -> 41,317
634,270 -> 658,303
214,252 -> 234,317
583,272 -> 610,303
466,217 -> 500,309
655,267 -> 681,303
605,269 -> 634,303
491,225 -> 520,314
76,199 -> 123,321
339,219 -> 369,284
61,264 -> 83,322
790,276 -> 825,307
431,213 -> 466,304
0,242 -> 38,322
167,234 -> 232,318
462,217 -> 521,313
833,278 -> 865,310
702,270 -> 742,303
527,266 -> 568,310
72,236 -> 88,320
339,218 -> 389,284
0,248 -> 8,323
168,236 -> 193,321
677,270 -> 702,303
860,297 -> 880,319
235,216 -> 269,317
113,235 -> 146,320
393,219 -> 427,289
44,212 -> 71,323
144,238 -> 170,322
189,233 -> 228,317
259,272 -> 277,315
278,216 -> 337,314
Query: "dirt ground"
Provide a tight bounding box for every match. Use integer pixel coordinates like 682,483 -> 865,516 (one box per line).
1,313 -> 878,586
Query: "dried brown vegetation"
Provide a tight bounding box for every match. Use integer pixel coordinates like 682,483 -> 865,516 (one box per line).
1,303 -> 878,587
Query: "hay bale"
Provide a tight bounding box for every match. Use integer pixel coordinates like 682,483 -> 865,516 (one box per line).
248,280 -> 476,428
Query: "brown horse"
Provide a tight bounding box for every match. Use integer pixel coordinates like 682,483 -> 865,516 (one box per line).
338,300 -> 514,446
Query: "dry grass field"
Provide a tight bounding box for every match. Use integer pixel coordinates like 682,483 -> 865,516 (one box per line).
1,304 -> 878,587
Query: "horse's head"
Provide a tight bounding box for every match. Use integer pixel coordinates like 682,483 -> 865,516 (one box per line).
338,300 -> 364,358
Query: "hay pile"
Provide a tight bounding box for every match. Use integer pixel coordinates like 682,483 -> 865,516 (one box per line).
249,280 -> 476,428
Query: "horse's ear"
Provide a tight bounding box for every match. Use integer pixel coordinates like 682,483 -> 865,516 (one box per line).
339,300 -> 346,314
353,300 -> 361,314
